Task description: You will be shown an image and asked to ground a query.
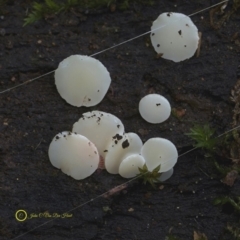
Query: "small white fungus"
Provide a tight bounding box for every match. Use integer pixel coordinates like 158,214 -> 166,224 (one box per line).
141,137 -> 178,173
159,168 -> 174,182
55,55 -> 111,107
104,132 -> 143,174
150,12 -> 199,62
72,111 -> 124,159
119,154 -> 145,178
48,131 -> 99,180
139,94 -> 171,124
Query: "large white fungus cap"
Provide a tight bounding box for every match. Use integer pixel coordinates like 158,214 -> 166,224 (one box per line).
150,12 -> 199,62
119,154 -> 145,178
139,94 -> 171,124
72,111 -> 124,159
48,131 -> 99,180
141,137 -> 178,173
55,55 -> 111,107
105,132 -> 143,174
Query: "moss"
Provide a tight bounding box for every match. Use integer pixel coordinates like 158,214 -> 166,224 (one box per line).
185,124 -> 217,152
23,0 -> 155,26
137,164 -> 161,188
186,124 -> 240,180
165,235 -> 181,240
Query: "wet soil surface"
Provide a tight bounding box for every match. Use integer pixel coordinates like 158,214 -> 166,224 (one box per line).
0,0 -> 240,239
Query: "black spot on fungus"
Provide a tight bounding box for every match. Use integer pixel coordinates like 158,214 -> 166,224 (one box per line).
178,30 -> 182,35
97,90 -> 100,92
88,98 -> 91,101
167,12 -> 172,17
74,132 -> 77,134
64,135 -> 66,138
68,132 -> 72,135
113,133 -> 123,140
104,150 -> 108,153
88,142 -> 91,146
94,151 -> 97,154
122,140 -> 130,149
184,45 -> 187,47
117,124 -> 120,128
152,33 -> 155,36
156,103 -> 161,106
186,24 -> 189,27
100,114 -> 103,117
114,140 -> 118,144
157,44 -> 160,47
55,136 -> 60,140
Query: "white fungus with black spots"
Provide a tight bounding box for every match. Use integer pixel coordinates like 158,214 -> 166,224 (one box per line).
139,94 -> 171,124
150,12 -> 199,62
55,55 -> 111,107
104,132 -> 143,174
72,111 -> 125,159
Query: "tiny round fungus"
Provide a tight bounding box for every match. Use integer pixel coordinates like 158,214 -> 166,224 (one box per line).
119,154 -> 145,178
48,131 -> 99,180
159,168 -> 174,182
55,55 -> 111,107
150,12 -> 199,62
139,94 -> 171,124
141,137 -> 178,173
105,132 -> 143,174
72,111 -> 124,159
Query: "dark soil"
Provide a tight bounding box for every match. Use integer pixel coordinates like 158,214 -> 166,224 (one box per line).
0,1 -> 240,239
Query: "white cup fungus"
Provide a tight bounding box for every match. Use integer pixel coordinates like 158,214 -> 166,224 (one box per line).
48,131 -> 99,180
55,55 -> 111,107
72,111 -> 125,160
141,137 -> 178,173
139,94 -> 171,124
119,154 -> 145,178
150,12 -> 199,62
104,132 -> 143,174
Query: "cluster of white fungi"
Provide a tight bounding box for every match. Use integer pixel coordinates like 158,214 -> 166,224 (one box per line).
49,12 -> 199,180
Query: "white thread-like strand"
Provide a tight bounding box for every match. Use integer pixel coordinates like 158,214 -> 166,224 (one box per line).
0,70 -> 55,94
0,0 -> 228,95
